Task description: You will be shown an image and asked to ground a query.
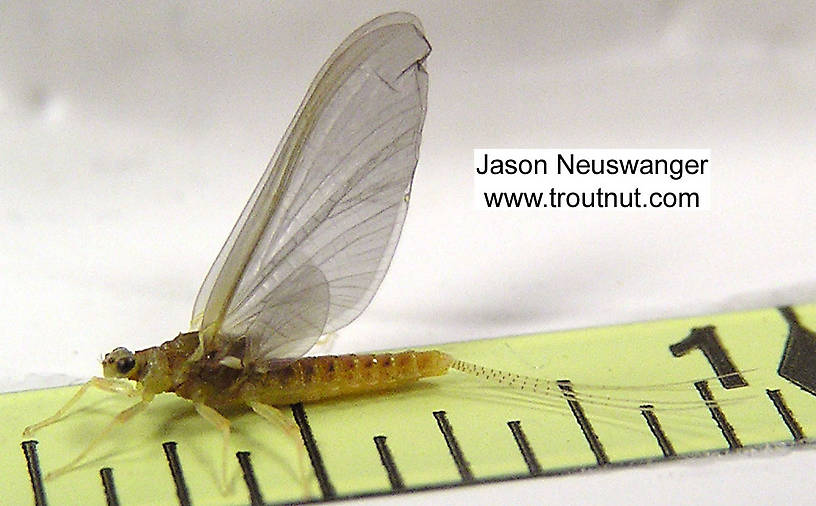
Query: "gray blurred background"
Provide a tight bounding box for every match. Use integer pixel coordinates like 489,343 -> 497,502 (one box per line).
2,2 -> 815,503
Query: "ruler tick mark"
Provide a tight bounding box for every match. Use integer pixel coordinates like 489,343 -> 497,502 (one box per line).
507,420 -> 542,476
374,435 -> 405,490
640,405 -> 676,457
558,380 -> 609,465
694,381 -> 742,449
99,467 -> 119,506
21,440 -> 47,506
236,451 -> 264,506
292,403 -> 336,498
433,410 -> 474,482
766,389 -> 806,441
162,441 -> 191,506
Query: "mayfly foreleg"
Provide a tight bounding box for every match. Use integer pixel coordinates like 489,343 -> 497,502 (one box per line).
193,403 -> 233,492
46,398 -> 151,479
22,377 -> 140,436
248,400 -> 311,494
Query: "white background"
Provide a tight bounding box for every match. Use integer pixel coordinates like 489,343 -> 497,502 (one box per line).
2,2 -> 815,504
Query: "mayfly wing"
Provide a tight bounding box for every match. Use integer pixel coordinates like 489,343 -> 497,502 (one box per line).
191,12 -> 431,363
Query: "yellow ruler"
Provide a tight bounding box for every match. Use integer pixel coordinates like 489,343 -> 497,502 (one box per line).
4,303 -> 816,505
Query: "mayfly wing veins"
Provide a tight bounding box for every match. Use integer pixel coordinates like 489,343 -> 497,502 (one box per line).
191,12 -> 431,364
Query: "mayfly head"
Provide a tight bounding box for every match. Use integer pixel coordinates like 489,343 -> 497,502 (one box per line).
102,347 -> 139,379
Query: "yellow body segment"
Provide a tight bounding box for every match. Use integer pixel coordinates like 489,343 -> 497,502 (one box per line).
243,350 -> 454,405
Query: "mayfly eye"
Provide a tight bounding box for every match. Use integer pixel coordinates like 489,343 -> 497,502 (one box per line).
117,356 -> 135,374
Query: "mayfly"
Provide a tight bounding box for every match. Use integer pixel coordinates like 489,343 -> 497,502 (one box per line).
23,12 -> 453,485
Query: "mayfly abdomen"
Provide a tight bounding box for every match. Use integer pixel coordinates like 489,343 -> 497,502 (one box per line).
247,350 -> 453,406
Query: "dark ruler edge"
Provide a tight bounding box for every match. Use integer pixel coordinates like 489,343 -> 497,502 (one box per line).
21,440 -> 47,506
99,467 -> 120,506
639,405 -> 676,457
292,402 -> 336,499
507,420 -> 543,476
557,380 -> 609,465
276,438 -> 816,505
162,441 -> 192,506
374,435 -> 406,490
433,410 -> 474,482
694,381 -> 742,449
236,451 -> 265,506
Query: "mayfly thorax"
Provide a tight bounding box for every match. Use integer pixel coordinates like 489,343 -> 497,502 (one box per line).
23,12 -> 451,487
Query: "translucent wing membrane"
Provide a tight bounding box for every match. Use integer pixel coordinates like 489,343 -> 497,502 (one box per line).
191,12 -> 430,364
243,264 -> 330,361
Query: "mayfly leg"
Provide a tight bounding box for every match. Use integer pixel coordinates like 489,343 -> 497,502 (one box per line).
47,399 -> 151,479
23,377 -> 150,480
23,377 -> 140,436
193,403 -> 234,492
248,401 -> 311,495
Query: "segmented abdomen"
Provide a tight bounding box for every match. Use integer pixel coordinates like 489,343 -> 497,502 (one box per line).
243,350 -> 453,406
